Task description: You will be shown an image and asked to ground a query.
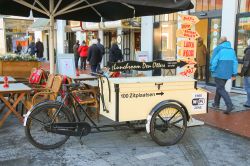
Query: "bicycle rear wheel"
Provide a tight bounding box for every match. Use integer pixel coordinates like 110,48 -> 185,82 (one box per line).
25,102 -> 73,150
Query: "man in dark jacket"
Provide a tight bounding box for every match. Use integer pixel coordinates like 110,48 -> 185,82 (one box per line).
210,40 -> 238,114
240,39 -> 250,107
73,40 -> 80,69
36,38 -> 44,61
96,38 -> 105,71
109,40 -> 123,63
87,39 -> 102,73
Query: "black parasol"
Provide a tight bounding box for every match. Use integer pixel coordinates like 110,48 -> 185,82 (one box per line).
0,0 -> 193,22
0,0 -> 193,73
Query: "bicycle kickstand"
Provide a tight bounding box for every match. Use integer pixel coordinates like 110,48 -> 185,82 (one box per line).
79,130 -> 85,145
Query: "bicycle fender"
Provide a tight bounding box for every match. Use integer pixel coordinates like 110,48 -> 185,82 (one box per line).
23,100 -> 64,126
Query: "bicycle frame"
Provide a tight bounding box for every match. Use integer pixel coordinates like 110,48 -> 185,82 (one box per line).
50,88 -> 99,129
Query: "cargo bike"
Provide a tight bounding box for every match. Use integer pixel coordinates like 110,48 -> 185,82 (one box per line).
23,73 -> 208,150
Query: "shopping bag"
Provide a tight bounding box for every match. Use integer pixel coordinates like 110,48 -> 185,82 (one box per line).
225,79 -> 232,92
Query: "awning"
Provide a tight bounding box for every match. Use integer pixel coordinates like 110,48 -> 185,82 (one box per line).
28,18 -> 50,31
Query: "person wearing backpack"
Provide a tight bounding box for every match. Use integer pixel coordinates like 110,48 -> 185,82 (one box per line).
240,39 -> 250,108
109,40 -> 123,63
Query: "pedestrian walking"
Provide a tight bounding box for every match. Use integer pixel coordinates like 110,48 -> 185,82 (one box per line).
96,38 -> 105,71
240,39 -> 250,108
16,42 -> 22,54
36,38 -> 44,61
210,40 -> 238,114
210,36 -> 227,65
196,37 -> 207,80
87,39 -> 102,73
73,40 -> 80,69
78,40 -> 89,70
27,41 -> 36,56
109,39 -> 123,63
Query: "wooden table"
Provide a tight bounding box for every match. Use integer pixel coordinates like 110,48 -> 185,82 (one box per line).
0,76 -> 17,83
68,74 -> 97,83
0,83 -> 31,127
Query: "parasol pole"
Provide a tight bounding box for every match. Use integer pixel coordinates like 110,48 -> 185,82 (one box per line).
49,0 -> 55,74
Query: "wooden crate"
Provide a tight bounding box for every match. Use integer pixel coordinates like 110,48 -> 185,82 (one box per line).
0,61 -> 41,78
100,76 -> 208,122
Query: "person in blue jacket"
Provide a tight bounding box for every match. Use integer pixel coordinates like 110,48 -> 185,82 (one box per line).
210,39 -> 238,114
210,36 -> 227,65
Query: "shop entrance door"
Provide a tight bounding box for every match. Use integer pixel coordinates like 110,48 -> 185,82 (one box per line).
195,17 -> 221,84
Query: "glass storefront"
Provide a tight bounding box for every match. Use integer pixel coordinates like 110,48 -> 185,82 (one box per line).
239,0 -> 250,13
191,0 -> 223,12
4,18 -> 34,54
235,0 -> 250,87
154,13 -> 177,76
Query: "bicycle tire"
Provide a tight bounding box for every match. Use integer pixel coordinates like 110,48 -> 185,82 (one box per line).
25,102 -> 74,150
150,103 -> 187,146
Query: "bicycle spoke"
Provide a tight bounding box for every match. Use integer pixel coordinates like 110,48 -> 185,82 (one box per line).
170,118 -> 183,126
29,116 -> 46,125
168,110 -> 179,122
157,114 -> 167,124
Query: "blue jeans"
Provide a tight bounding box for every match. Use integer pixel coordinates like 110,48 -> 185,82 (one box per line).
244,77 -> 250,106
214,77 -> 233,109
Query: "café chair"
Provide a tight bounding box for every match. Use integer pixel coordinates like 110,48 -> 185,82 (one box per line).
72,88 -> 100,122
24,75 -> 63,110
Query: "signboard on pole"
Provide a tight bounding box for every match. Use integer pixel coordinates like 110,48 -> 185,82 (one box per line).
176,29 -> 200,39
179,14 -> 199,24
176,14 -> 200,77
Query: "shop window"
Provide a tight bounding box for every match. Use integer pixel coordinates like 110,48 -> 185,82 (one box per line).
209,0 -> 216,10
203,0 -> 209,11
191,0 -> 222,12
237,17 -> 250,60
239,0 -> 250,13
196,0 -> 203,12
215,0 -> 223,10
4,19 -> 34,53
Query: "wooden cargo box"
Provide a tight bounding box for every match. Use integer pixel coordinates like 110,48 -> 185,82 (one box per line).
100,76 -> 208,122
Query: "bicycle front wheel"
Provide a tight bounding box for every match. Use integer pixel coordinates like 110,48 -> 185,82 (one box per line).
25,102 -> 73,150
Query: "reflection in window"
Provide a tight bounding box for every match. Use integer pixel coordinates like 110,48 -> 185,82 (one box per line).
216,0 -> 223,10
209,0 -> 216,10
237,17 -> 250,60
203,0 -> 209,11
239,0 -> 250,13
154,13 -> 178,76
191,0 -> 222,12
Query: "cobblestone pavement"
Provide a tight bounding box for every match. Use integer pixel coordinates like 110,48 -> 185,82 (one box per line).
0,115 -> 250,166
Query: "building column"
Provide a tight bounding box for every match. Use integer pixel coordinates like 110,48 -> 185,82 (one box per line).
141,16 -> 154,76
141,16 -> 154,61
98,30 -> 105,68
221,0 -> 238,48
56,20 -> 66,54
117,28 -> 122,49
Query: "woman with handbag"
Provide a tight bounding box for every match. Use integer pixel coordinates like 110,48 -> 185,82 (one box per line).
240,40 -> 250,107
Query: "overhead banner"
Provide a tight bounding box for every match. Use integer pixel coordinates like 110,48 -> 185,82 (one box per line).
108,60 -> 188,72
